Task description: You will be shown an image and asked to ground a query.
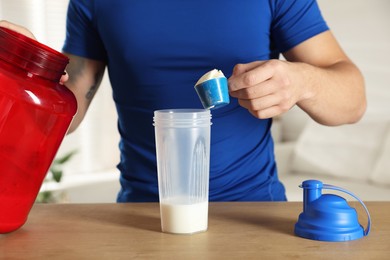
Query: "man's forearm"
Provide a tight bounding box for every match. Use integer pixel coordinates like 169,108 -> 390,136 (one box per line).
63,53 -> 106,134
294,60 -> 366,126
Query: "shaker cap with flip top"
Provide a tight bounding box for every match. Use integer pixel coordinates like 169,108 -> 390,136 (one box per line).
295,180 -> 371,242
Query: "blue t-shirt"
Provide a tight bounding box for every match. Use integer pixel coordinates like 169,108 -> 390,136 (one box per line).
63,0 -> 328,202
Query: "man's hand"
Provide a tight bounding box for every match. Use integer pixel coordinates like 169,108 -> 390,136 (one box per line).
228,31 -> 366,126
228,60 -> 305,119
0,20 -> 35,39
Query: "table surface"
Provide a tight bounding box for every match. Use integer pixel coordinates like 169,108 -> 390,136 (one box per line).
0,202 -> 389,259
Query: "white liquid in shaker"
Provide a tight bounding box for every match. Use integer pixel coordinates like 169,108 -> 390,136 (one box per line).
160,200 -> 208,234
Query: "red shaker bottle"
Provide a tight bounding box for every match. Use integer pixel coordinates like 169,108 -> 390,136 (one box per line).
0,27 -> 77,233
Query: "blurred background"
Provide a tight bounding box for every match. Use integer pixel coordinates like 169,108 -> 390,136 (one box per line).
0,0 -> 389,202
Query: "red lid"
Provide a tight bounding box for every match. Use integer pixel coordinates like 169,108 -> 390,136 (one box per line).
0,27 -> 69,82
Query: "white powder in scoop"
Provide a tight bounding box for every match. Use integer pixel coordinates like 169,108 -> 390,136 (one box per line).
195,69 -> 225,86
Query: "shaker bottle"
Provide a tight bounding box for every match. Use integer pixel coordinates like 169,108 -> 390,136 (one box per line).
153,109 -> 211,234
0,27 -> 77,233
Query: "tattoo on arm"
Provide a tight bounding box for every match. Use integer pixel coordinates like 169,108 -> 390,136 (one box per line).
86,84 -> 98,100
65,55 -> 104,102
66,57 -> 86,86
86,72 -> 104,101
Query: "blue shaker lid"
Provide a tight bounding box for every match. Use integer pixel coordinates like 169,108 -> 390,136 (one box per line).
294,180 -> 371,242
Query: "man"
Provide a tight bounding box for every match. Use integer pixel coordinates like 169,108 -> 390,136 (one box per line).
0,0 -> 366,202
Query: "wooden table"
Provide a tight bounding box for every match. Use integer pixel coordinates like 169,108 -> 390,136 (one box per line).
0,202 -> 388,259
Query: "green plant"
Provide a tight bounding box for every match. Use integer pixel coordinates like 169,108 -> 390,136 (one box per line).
35,150 -> 77,203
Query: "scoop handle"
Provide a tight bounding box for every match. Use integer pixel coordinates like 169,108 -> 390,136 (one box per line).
323,184 -> 371,236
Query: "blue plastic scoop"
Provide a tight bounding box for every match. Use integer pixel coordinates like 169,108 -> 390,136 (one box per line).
194,69 -> 230,110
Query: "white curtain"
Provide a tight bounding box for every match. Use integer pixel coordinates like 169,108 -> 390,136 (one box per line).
0,0 -> 120,175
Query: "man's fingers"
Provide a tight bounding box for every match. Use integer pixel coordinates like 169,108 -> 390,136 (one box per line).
60,71 -> 69,85
0,20 -> 36,39
231,61 -> 265,76
229,61 -> 273,92
230,79 -> 276,99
